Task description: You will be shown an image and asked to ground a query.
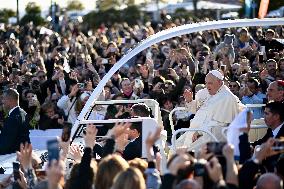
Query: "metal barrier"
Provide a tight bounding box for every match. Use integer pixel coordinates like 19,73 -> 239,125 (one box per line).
171,128 -> 218,152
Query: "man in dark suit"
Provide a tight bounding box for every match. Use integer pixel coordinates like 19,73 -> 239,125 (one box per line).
122,122 -> 142,160
253,102 -> 284,147
238,101 -> 284,187
240,102 -> 284,161
0,88 -> 30,155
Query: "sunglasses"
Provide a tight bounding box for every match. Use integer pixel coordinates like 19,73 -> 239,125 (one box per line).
38,75 -> 46,78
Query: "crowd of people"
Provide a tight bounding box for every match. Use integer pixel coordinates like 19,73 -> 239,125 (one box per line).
0,13 -> 283,189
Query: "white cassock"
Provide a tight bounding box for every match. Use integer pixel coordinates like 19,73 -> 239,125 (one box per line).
176,85 -> 245,151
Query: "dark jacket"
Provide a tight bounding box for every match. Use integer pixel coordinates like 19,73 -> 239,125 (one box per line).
0,107 -> 30,155
38,114 -> 63,130
123,136 -> 142,160
258,38 -> 284,53
239,160 -> 266,189
253,125 -> 284,147
68,147 -> 93,189
239,124 -> 284,171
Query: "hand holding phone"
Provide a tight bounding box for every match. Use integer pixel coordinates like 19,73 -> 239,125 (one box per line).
47,139 -> 60,164
77,83 -> 85,90
101,58 -> 108,64
13,161 -> 21,181
206,142 -> 226,156
61,122 -> 72,142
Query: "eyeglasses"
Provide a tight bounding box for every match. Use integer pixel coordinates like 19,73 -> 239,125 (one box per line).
38,75 -> 46,78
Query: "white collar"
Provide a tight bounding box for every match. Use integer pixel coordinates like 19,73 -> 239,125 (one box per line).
8,106 -> 19,116
272,122 -> 284,138
129,136 -> 139,142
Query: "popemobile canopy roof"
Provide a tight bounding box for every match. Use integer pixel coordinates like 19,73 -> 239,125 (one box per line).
71,18 -> 284,139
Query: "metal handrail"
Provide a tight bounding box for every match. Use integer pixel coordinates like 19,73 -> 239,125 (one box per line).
171,128 -> 219,152
246,104 -> 266,108
169,107 -> 188,133
94,99 -> 160,124
169,104 -> 266,134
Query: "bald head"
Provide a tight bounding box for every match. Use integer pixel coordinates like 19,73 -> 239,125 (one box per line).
176,179 -> 201,189
256,173 -> 282,189
205,73 -> 223,95
267,80 -> 284,102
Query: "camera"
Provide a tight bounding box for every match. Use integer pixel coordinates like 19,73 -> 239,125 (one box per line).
47,139 -> 60,164
272,139 -> 284,151
200,51 -> 209,57
57,46 -> 66,52
159,83 -> 165,89
61,122 -> 72,142
206,142 -> 226,156
209,61 -> 214,70
194,159 -> 207,176
77,83 -> 85,90
109,47 -> 116,53
13,161 -> 21,181
32,95 -> 38,102
101,58 -> 109,64
125,38 -> 131,44
134,79 -> 143,89
220,65 -> 226,71
30,63 -> 37,69
12,68 -> 18,75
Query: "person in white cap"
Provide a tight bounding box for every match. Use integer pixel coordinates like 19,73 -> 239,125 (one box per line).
177,70 -> 245,150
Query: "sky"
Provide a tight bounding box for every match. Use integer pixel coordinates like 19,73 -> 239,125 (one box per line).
0,0 -> 96,17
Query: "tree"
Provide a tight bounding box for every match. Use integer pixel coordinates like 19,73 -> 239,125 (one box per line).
25,2 -> 41,15
20,2 -> 45,26
0,9 -> 16,23
66,0 -> 84,11
96,0 -> 122,11
172,8 -> 194,21
122,5 -> 141,25
193,0 -> 198,17
83,5 -> 142,29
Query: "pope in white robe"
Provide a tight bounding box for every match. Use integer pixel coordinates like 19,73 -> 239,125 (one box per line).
176,70 -> 245,150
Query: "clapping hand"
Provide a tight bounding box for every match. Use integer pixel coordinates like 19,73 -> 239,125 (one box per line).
222,144 -> 234,161
115,133 -> 129,152
16,143 -> 33,170
109,122 -> 131,139
146,127 -> 162,148
69,144 -> 83,163
83,124 -> 98,148
145,127 -> 162,161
